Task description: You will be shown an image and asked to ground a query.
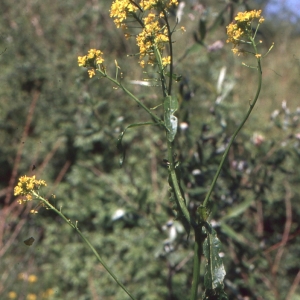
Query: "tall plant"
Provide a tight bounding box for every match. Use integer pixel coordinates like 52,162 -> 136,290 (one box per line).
14,2 -> 272,299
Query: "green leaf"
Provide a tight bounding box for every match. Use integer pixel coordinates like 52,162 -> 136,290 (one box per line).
165,72 -> 182,82
220,197 -> 253,221
202,223 -> 227,299
219,222 -> 249,245
117,122 -> 156,166
199,19 -> 206,41
164,95 -> 178,115
164,95 -> 178,142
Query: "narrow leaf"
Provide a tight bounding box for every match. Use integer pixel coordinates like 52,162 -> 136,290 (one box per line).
164,96 -> 178,142
165,72 -> 182,82
203,223 -> 227,299
199,19 -> 206,41
219,222 -> 249,245
220,197 -> 253,221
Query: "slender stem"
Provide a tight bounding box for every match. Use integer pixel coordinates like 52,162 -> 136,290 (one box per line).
190,225 -> 204,300
163,11 -> 173,95
153,44 -> 169,97
167,140 -> 191,224
33,191 -> 137,300
98,70 -> 165,127
155,39 -> 191,224
203,57 -> 262,208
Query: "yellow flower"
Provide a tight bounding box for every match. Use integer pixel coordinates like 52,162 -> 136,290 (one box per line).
135,11 -> 170,67
8,291 -> 17,299
88,69 -> 96,78
78,55 -> 87,67
78,49 -> 104,78
110,0 -> 138,28
26,294 -> 37,300
168,0 -> 178,6
162,56 -> 171,66
96,56 -> 104,64
139,60 -> 145,68
109,1 -> 179,68
28,275 -> 38,283
87,49 -> 100,59
232,48 -> 239,55
78,49 -> 104,66
14,176 -> 47,202
226,10 -> 265,55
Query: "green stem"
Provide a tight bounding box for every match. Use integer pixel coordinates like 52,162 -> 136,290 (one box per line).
155,43 -> 191,224
203,57 -> 262,208
154,33 -> 200,297
33,191 -> 137,300
162,10 -> 173,95
98,70 -> 165,128
167,139 -> 191,224
190,225 -> 204,300
153,44 -> 169,97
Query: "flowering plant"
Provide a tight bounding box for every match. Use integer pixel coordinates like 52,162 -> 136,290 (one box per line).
14,2 -> 273,299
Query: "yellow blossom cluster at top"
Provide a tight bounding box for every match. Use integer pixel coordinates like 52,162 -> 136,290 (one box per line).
14,175 -> 47,203
110,0 -> 178,67
78,1 -> 179,75
226,10 -> 264,55
78,49 -> 104,78
110,0 -> 178,28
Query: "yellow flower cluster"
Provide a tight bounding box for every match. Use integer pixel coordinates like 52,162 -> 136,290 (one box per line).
78,49 -> 104,78
14,175 -> 47,202
110,0 -> 138,28
234,10 -> 264,23
136,13 -> 170,67
8,292 -> 17,299
110,0 -> 178,67
110,0 -> 178,28
26,294 -> 37,300
226,10 -> 264,55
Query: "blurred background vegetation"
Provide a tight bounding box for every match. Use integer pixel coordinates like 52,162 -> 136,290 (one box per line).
1,0 -> 300,299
